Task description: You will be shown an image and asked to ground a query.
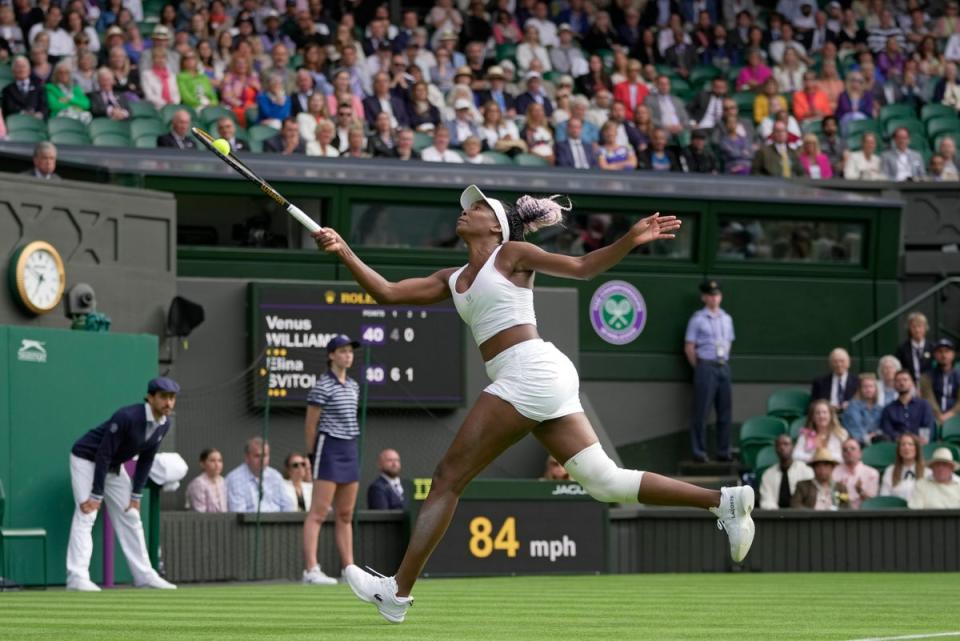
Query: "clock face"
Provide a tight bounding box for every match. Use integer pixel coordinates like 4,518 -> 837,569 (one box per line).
10,241 -> 66,314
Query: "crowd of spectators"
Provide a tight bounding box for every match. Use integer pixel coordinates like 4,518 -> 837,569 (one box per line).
2,0 -> 960,180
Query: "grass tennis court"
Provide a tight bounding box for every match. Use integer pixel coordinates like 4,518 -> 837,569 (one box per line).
3,573 -> 959,641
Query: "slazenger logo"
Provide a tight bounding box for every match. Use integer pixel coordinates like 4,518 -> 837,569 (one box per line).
552,483 -> 588,496
17,339 -> 47,363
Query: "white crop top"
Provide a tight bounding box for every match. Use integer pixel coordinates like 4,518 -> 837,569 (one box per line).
448,245 -> 537,346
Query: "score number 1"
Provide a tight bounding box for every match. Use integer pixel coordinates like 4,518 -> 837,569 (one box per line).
469,516 -> 519,558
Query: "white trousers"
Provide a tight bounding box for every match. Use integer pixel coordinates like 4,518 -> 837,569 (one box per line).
66,454 -> 157,585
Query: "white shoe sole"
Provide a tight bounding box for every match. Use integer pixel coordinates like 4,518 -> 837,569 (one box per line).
731,486 -> 755,563
343,566 -> 373,603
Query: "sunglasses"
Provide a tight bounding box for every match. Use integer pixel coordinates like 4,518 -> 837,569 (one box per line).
289,461 -> 307,468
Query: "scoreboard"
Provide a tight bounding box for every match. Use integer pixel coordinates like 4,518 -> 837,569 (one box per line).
249,282 -> 464,407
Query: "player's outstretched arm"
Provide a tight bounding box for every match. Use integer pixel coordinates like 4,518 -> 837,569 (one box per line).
512,213 -> 681,280
312,228 -> 454,305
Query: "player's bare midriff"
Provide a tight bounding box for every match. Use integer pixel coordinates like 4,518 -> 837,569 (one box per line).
479,324 -> 540,363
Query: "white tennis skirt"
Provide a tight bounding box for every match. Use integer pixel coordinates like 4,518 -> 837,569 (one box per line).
483,339 -> 584,422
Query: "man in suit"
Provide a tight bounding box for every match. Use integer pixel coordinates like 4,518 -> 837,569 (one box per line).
664,27 -> 699,77
689,77 -> 729,132
66,377 -> 181,591
362,71 -> 409,129
475,66 -> 516,118
810,347 -> 860,410
88,67 -> 131,120
791,447 -> 850,509
157,109 -> 197,149
514,71 -> 554,119
554,117 -> 598,169
367,449 -> 407,510
881,127 -> 926,181
216,117 -> 250,152
21,141 -> 61,180
290,69 -> 315,117
751,120 -> 803,176
264,117 -> 306,154
644,75 -> 690,136
613,60 -> 649,120
896,311 -> 935,383
1,55 -> 48,118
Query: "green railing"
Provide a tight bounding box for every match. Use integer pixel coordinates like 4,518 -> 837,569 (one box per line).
850,277 -> 960,368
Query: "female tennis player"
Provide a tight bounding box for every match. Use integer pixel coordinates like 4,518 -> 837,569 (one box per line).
312,186 -> 755,623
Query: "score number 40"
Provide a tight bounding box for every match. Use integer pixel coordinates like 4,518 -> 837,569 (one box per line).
469,516 -> 519,558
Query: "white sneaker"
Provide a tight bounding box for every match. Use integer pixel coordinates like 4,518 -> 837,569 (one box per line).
709,485 -> 755,563
343,564 -> 413,624
66,578 -> 102,592
302,565 -> 338,586
135,574 -> 177,590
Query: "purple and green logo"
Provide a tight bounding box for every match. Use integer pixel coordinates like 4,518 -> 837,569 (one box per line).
589,280 -> 646,345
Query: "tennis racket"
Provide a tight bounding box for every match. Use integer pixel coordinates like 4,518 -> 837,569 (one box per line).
191,126 -> 322,233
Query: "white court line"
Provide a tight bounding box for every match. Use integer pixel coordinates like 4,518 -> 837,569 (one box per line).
845,633 -> 960,641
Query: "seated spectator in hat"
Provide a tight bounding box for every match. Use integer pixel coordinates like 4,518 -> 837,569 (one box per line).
554,117 -> 598,169
157,109 -> 197,149
793,71 -> 831,122
798,133 -> 833,179
718,112 -> 756,175
832,438 -> 879,509
843,374 -> 885,445
908,447 -> 960,509
447,98 -> 481,148
752,120 -> 803,176
736,48 -> 772,92
421,125 -> 464,163
681,129 -> 719,173
880,370 -> 936,442
637,127 -> 681,172
792,447 -> 850,509
407,81 -> 442,132
515,71 -> 554,119
476,66 -> 516,119
306,118 -> 340,157
880,433 -> 931,501
226,437 -> 295,512
541,455 -> 571,481
920,338 -> 960,424
521,102 -> 556,162
644,75 -> 689,137
445,83 -> 482,123
811,347 -> 860,410
282,452 -> 313,512
263,117 -> 306,154
367,449 -> 408,509
843,132 -> 885,180
794,399 -> 849,464
596,120 -> 637,171
186,448 -> 227,513
256,73 -> 292,129
760,433 -> 815,509
552,24 -> 586,76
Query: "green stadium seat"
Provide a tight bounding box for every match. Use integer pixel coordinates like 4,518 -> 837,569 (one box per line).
879,103 -> 916,124
513,152 -> 550,166
0,63 -> 12,80
846,118 -> 881,139
8,129 -> 47,143
754,444 -> 779,478
689,66 -> 720,86
412,131 -> 432,153
47,117 -> 87,136
130,118 -> 167,140
942,415 -> 960,446
495,43 -> 517,64
142,0 -> 165,17
732,91 -> 755,117
200,105 -> 236,127
288,54 -> 303,69
248,123 -> 278,143
861,442 -> 896,472
726,65 -> 744,85
595,48 -> 615,70
0,479 -> 48,589
739,416 -> 787,470
136,21 -> 155,38
801,119 -> 823,135
860,495 -> 907,509
88,117 -> 130,138
7,112 -> 46,133
766,389 -> 811,422
50,131 -> 92,146
926,117 -> 960,140
134,134 -> 159,148
128,101 -> 160,119
233,127 -> 250,143
789,417 -> 806,440
244,107 -> 259,128
161,103 -> 196,123
921,103 -> 956,123
670,77 -> 692,100
923,441 -> 960,462
480,150 -> 513,165
92,132 -> 132,147
884,118 -> 924,140
845,134 -> 863,151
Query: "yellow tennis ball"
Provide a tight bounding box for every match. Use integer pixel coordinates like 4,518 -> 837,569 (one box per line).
212,138 -> 231,155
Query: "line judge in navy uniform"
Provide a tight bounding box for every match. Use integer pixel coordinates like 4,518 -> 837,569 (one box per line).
684,279 -> 735,463
367,448 -> 408,510
920,338 -> 960,425
66,377 -> 180,591
302,334 -> 362,586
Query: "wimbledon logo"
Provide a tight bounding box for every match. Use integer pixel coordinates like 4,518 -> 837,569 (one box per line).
589,280 -> 646,345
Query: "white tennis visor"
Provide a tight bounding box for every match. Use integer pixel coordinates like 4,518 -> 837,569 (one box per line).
460,184 -> 510,244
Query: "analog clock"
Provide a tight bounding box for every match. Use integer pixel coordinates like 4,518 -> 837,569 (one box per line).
8,241 -> 67,315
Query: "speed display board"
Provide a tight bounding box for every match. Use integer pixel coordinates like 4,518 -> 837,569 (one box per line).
248,282 -> 463,407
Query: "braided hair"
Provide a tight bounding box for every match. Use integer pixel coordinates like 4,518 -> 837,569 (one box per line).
504,194 -> 570,241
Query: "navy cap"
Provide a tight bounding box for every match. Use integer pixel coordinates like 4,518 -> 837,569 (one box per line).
934,338 -> 956,351
699,279 -> 721,295
327,334 -> 361,353
147,376 -> 180,394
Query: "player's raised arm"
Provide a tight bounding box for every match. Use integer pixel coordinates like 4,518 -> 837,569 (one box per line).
312,228 -> 453,305
512,212 -> 681,280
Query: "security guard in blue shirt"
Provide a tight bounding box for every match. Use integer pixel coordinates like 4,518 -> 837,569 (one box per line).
684,279 -> 735,463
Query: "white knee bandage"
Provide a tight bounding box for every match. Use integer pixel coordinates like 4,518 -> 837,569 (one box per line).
563,443 -> 643,504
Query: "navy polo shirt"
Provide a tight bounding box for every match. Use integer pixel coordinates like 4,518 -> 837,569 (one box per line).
879,396 -> 936,440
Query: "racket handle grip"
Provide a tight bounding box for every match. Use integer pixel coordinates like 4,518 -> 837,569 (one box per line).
286,203 -> 322,233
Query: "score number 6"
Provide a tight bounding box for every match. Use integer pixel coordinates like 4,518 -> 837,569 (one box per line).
469,516 -> 519,558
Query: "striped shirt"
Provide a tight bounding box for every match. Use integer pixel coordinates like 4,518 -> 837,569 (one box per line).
307,371 -> 360,439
